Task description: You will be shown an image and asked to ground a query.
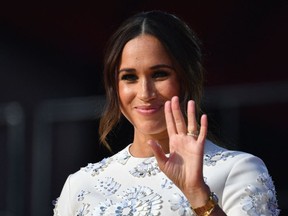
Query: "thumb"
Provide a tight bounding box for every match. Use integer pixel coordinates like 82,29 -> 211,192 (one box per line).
148,140 -> 168,170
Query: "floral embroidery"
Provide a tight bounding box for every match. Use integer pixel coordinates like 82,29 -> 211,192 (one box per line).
204,151 -> 234,166
130,158 -> 160,177
92,186 -> 162,215
53,145 -> 280,215
95,177 -> 121,196
76,203 -> 90,216
161,178 -> 173,189
116,150 -> 131,165
240,173 -> 280,216
81,158 -> 112,176
169,193 -> 194,216
52,198 -> 59,216
77,190 -> 90,201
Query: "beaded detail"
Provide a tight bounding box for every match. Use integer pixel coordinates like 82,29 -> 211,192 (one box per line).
92,186 -> 162,215
81,158 -> 112,176
129,158 -> 160,177
204,151 -> 234,166
240,173 -> 280,216
169,193 -> 195,216
53,142 -> 280,215
95,177 -> 121,196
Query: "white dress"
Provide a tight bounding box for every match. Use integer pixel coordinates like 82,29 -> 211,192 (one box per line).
53,140 -> 280,216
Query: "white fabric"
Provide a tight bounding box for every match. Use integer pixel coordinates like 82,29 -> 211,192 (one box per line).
53,140 -> 279,216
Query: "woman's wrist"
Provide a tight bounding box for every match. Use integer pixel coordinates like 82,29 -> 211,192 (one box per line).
191,192 -> 219,216
184,184 -> 211,208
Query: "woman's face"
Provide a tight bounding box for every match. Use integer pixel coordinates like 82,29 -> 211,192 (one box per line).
118,34 -> 180,135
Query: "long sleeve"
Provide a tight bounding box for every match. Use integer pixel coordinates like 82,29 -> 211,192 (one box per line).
53,175 -> 73,216
203,143 -> 280,215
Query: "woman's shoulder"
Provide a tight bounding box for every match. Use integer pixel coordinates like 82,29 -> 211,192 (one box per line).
69,145 -> 131,179
204,140 -> 279,215
204,139 -> 267,168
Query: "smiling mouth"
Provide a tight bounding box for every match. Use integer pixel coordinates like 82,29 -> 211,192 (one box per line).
135,105 -> 163,114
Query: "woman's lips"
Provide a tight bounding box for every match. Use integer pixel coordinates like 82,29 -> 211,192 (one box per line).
135,105 -> 162,114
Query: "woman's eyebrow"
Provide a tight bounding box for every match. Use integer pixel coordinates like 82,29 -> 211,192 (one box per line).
118,64 -> 175,73
118,68 -> 135,73
150,64 -> 175,70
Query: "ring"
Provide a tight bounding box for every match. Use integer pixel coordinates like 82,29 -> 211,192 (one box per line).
187,130 -> 199,138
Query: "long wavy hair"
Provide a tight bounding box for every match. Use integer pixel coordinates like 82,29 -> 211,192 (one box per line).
99,10 -> 204,151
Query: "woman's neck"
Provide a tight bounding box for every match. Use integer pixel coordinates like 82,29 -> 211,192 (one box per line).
130,130 -> 170,157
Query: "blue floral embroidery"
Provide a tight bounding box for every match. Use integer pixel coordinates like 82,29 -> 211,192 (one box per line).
129,158 -> 160,177
240,173 -> 280,216
116,150 -> 131,165
81,158 -> 112,176
169,193 -> 194,216
92,186 -> 162,215
161,177 -> 173,189
76,203 -> 90,216
204,151 -> 234,166
52,198 -> 59,215
77,190 -> 90,201
95,177 -> 121,196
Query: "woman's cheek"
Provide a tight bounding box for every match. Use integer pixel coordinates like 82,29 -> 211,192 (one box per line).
119,84 -> 136,102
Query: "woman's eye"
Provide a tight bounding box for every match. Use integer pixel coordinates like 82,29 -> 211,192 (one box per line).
152,71 -> 169,79
121,74 -> 138,81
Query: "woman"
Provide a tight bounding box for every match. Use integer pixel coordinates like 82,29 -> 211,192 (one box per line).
53,10 -> 280,215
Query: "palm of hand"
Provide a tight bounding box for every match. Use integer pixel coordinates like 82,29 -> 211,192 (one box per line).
149,96 -> 207,192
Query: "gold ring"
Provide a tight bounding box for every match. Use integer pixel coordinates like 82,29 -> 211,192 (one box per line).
187,130 -> 199,138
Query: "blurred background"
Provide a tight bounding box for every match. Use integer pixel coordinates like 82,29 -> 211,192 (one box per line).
0,0 -> 287,215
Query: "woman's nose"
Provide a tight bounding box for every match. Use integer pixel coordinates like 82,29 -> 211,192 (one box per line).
138,79 -> 156,101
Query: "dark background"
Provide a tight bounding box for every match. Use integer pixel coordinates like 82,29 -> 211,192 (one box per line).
0,0 -> 287,215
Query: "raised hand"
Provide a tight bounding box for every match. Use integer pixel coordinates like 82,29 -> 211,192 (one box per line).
148,96 -> 210,207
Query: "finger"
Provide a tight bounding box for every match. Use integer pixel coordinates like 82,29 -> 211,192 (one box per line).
187,100 -> 198,135
198,114 -> 208,145
165,100 -> 177,136
170,96 -> 186,135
